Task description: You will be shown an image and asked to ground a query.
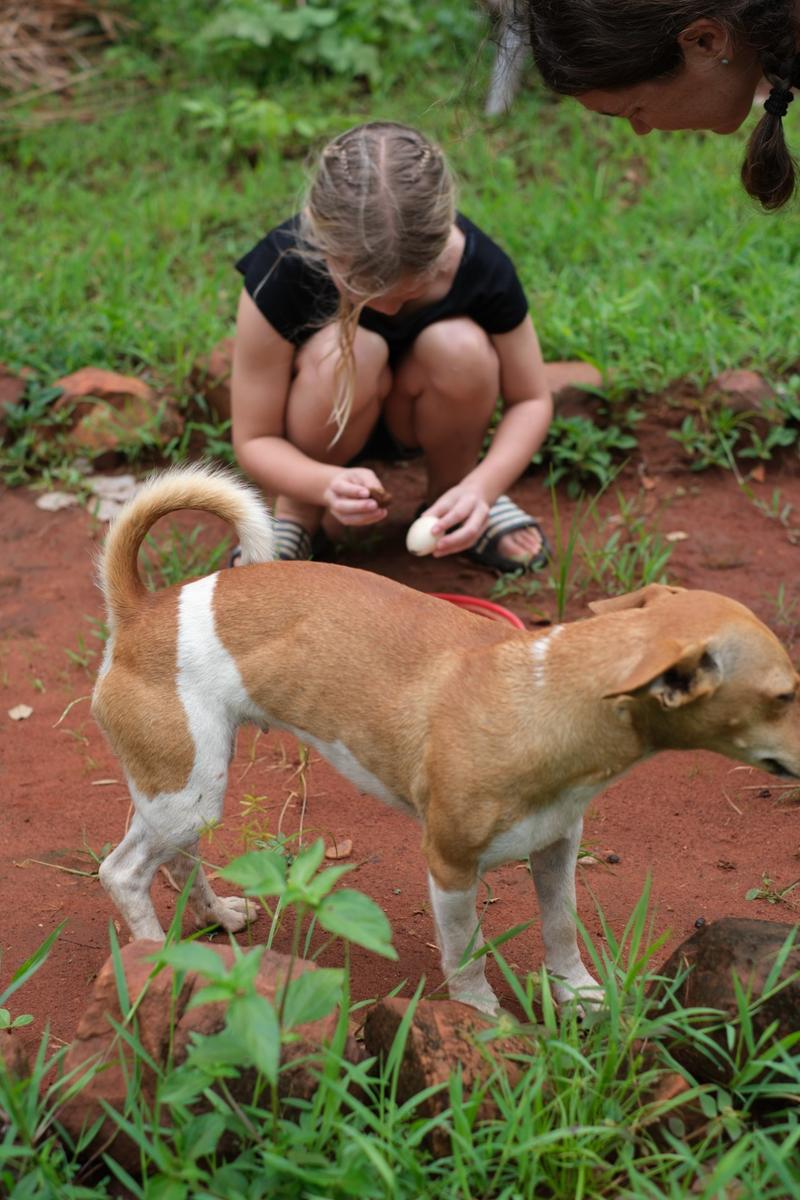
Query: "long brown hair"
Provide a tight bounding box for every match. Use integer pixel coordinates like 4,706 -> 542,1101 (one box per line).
522,0 -> 800,210
299,122 -> 455,440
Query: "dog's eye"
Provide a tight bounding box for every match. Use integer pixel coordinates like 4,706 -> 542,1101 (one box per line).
776,692 -> 797,705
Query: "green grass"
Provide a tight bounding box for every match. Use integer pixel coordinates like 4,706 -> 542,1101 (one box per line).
2,40 -> 800,397
3,874 -> 800,1198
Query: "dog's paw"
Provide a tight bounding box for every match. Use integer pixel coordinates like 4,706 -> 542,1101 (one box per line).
447,984 -> 501,1016
551,970 -> 605,1013
213,895 -> 259,933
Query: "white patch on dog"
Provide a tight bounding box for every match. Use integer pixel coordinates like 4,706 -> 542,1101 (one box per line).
530,624 -> 563,685
479,781 -> 601,871
262,716 -> 408,810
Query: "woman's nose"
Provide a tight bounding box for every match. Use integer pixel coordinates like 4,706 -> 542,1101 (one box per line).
629,116 -> 652,136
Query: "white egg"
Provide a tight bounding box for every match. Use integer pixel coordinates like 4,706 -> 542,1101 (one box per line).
406,514 -> 441,556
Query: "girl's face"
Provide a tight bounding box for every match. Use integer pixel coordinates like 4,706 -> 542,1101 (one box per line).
577,20 -> 764,135
326,267 -> 429,315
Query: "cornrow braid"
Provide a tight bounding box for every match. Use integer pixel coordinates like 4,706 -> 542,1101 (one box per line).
297,122 -> 456,441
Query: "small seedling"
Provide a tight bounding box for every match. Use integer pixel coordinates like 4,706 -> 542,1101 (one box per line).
141,522 -> 232,589
745,873 -> 800,906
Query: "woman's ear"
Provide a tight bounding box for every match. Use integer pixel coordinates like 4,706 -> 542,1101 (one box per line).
677,18 -> 731,65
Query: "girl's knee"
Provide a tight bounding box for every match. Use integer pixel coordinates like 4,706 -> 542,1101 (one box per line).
295,325 -> 389,405
414,320 -> 499,398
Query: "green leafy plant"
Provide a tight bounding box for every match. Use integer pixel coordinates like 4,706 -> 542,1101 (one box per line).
533,412 -> 640,498
578,489 -> 674,594
0,380 -> 76,487
181,89 -> 328,161
141,522 -> 233,588
746,873 -> 800,906
193,0 -> 421,87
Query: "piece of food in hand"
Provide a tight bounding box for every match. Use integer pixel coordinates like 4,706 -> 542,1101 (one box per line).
406,514 -> 441,556
368,485 -> 392,507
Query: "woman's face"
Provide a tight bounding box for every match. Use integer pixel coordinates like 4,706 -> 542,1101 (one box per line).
577,21 -> 764,135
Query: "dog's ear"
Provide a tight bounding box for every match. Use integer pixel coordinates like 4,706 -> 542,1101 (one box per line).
589,583 -> 684,616
604,641 -> 719,707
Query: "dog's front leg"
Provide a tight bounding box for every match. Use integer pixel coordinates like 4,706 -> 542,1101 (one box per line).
427,874 -> 499,1015
529,820 -> 603,1007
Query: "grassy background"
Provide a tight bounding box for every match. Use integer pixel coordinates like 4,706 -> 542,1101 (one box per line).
2,21 -> 800,397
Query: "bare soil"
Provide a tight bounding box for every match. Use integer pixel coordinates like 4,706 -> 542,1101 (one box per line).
2,407 -> 799,1051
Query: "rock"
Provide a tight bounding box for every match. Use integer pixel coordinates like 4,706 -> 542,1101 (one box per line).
48,367 -> 183,467
57,940 -> 362,1174
545,360 -> 604,420
653,917 -> 800,1085
363,997 -> 534,1157
189,337 -> 235,423
53,367 -> 154,421
0,1028 -> 30,1080
639,1069 -> 708,1147
710,369 -> 775,412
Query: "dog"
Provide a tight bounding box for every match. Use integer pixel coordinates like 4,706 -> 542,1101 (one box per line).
92,465 -> 800,1013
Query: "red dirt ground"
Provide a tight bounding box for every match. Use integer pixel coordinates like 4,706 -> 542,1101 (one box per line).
2,407 -> 799,1052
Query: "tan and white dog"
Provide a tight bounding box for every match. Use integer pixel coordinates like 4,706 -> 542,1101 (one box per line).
92,465 -> 800,1013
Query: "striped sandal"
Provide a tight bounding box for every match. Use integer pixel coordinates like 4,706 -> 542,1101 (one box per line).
228,517 -> 318,567
464,494 -> 550,574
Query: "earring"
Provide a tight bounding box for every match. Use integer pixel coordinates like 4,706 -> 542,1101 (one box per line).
721,56 -> 730,65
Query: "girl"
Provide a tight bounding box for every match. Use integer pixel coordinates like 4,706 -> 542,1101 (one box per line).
231,120 -> 555,573
523,1 -> 800,210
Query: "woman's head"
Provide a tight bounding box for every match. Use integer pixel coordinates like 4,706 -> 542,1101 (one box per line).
524,1 -> 800,208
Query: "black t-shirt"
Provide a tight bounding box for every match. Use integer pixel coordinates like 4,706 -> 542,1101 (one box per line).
235,212 -> 528,363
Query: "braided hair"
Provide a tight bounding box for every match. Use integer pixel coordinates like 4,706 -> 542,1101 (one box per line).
298,122 -> 455,439
522,1 -> 800,209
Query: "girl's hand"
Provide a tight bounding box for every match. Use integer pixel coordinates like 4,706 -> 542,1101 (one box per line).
422,485 -> 490,557
323,467 -> 390,526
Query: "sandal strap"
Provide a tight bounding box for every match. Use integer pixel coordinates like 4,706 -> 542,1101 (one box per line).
274,517 -> 313,561
471,495 -> 540,556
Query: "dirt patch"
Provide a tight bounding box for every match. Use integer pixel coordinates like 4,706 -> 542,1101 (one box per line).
1,424 -> 799,1050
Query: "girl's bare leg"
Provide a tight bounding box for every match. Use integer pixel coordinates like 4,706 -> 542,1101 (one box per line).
278,324 -> 392,533
385,318 -> 543,561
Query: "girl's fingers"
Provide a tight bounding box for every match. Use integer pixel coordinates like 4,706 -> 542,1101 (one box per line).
338,508 -> 388,526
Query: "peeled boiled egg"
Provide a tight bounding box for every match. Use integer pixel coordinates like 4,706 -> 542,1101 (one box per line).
406,513 -> 441,556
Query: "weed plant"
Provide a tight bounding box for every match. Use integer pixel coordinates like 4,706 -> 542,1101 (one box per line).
3,859 -> 800,1198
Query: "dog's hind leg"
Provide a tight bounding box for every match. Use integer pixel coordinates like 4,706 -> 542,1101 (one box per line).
99,809 -> 179,941
164,842 -> 257,934
99,758 -> 234,941
528,820 -> 603,1007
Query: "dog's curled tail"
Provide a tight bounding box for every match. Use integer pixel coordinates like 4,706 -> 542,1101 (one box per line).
98,464 -> 274,626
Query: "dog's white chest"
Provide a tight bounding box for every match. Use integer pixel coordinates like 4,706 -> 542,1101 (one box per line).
478,782 -> 602,870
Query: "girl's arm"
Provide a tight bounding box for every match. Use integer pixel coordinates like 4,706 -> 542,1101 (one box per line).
430,315 -> 553,556
231,289 -> 340,506
231,290 -> 386,523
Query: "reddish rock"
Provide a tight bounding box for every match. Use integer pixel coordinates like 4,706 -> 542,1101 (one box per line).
546,360 -> 604,420
57,940 -> 362,1173
48,367 -> 181,466
53,367 -> 154,421
640,1070 -> 707,1146
0,1028 -> 30,1079
363,997 -> 535,1157
653,917 -> 800,1085
710,369 -> 775,412
189,337 -> 235,423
